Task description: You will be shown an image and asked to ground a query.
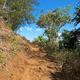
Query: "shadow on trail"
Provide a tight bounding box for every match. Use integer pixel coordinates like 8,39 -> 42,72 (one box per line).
50,71 -> 65,80
49,71 -> 79,80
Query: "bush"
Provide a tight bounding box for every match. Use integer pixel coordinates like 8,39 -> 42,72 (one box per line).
33,36 -> 48,51
61,50 -> 80,80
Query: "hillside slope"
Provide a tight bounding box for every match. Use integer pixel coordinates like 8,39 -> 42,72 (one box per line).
0,20 -> 60,80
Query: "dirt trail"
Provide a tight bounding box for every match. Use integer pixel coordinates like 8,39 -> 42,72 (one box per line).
0,20 -> 60,80
21,57 -> 59,80
20,44 -> 60,80
0,46 -> 60,80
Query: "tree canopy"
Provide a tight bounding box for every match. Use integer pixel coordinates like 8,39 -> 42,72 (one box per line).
37,8 -> 71,50
0,0 -> 38,30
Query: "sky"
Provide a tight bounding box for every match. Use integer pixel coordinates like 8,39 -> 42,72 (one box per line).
17,0 -> 79,42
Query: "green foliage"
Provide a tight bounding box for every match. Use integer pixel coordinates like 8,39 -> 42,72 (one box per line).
0,0 -> 5,5
0,53 -> 5,64
0,0 -> 38,30
37,7 -> 71,30
60,30 -> 71,49
60,28 -> 80,51
34,35 -> 48,47
37,7 -> 71,53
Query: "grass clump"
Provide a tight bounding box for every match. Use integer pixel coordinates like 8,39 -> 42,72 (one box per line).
0,53 -> 5,64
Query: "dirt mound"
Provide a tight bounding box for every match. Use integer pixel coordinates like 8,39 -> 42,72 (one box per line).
0,20 -> 60,80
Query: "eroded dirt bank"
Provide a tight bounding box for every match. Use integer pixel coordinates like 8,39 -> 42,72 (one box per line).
0,20 -> 60,80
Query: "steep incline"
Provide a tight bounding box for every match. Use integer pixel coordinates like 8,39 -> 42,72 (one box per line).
0,20 -> 60,80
